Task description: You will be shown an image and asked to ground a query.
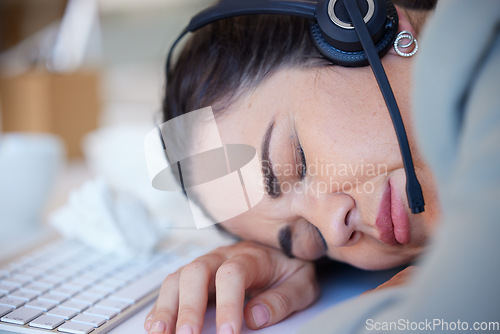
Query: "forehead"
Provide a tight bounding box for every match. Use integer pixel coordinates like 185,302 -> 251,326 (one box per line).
214,69 -> 315,143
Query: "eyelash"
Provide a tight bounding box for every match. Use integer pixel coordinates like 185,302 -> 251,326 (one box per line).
297,142 -> 307,179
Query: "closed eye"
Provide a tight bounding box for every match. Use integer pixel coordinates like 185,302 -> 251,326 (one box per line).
297,141 -> 307,179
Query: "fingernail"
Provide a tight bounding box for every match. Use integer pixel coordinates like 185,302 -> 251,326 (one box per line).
176,324 -> 193,334
149,320 -> 166,334
218,323 -> 234,334
144,315 -> 153,331
251,304 -> 270,328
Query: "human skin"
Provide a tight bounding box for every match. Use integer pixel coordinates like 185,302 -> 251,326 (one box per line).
145,10 -> 440,334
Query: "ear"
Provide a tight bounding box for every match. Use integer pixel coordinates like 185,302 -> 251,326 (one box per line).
387,6 -> 418,56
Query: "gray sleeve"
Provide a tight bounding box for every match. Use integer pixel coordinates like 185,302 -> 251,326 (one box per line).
299,1 -> 500,333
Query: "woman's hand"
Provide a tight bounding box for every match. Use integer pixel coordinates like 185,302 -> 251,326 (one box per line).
144,241 -> 319,334
362,266 -> 415,295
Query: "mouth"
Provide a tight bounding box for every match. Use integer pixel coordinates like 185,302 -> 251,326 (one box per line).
375,179 -> 411,246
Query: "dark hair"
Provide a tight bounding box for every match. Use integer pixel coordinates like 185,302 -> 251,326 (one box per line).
163,0 -> 437,124
163,15 -> 329,123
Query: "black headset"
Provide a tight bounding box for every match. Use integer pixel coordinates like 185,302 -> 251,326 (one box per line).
166,0 -> 425,214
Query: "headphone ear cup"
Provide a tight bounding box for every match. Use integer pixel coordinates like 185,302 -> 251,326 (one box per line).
310,0 -> 398,67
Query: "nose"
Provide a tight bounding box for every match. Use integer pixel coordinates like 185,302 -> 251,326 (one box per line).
298,192 -> 356,247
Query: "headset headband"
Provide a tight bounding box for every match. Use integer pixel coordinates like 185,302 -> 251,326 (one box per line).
188,0 -> 317,30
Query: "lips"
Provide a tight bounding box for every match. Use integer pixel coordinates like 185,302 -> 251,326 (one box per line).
375,180 -> 410,246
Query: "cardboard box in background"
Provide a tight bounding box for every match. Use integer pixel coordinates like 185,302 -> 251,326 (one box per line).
0,0 -> 67,53
0,70 -> 100,159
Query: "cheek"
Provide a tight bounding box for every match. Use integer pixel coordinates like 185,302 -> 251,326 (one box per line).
220,209 -> 281,248
220,218 -> 254,240
299,112 -> 402,191
300,87 -> 400,164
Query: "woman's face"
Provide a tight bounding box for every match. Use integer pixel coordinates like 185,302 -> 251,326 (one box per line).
212,55 -> 440,270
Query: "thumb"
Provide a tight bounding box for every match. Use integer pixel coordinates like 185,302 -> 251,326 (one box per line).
244,264 -> 320,329
363,265 -> 416,296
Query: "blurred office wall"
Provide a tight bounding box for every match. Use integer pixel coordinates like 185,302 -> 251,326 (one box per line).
0,0 -> 208,228
0,0 -> 207,158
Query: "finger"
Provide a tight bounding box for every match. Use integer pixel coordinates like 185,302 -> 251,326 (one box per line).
378,266 -> 414,287
147,271 -> 181,334
244,263 -> 319,329
214,259 -> 248,334
144,301 -> 157,331
215,253 -> 270,334
176,253 -> 227,334
363,266 -> 415,295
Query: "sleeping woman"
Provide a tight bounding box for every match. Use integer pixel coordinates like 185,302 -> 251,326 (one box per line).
144,1 -> 441,333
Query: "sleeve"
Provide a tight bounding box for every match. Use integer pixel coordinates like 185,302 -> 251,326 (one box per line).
299,1 -> 500,333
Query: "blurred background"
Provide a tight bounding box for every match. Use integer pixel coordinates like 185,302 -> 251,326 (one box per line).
0,0 -> 230,258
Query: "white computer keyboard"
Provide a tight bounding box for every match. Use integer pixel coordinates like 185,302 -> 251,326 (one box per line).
0,239 -> 189,334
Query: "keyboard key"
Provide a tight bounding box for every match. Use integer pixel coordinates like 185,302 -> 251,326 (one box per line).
72,293 -> 101,305
113,270 -> 140,283
110,267 -> 169,304
62,281 -> 87,291
31,263 -> 57,274
59,283 -> 84,293
0,283 -> 17,294
52,287 -> 78,297
57,320 -> 94,334
1,274 -> 33,287
0,279 -> 22,288
59,301 -> 89,312
0,296 -> 25,308
80,271 -> 104,282
0,306 -> 43,325
25,299 -> 57,311
90,264 -> 115,275
67,277 -> 94,289
51,268 -> 79,279
9,289 -> 38,301
29,314 -> 65,330
0,305 -> 11,317
71,314 -> 105,328
21,283 -> 49,295
81,288 -> 107,299
83,306 -> 116,320
35,278 -> 57,289
41,274 -> 67,285
92,284 -> 116,294
17,267 -> 45,278
39,293 -> 68,304
94,298 -> 130,312
47,307 -> 77,320
65,258 -> 100,273
99,278 -> 125,289
64,262 -> 90,273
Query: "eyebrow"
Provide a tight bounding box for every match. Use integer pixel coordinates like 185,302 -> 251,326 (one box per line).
278,226 -> 293,258
261,120 -> 281,198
